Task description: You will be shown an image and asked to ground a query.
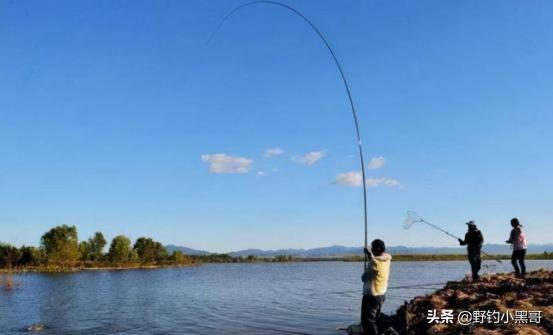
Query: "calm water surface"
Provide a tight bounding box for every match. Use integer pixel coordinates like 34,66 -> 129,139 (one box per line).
1,260 -> 551,334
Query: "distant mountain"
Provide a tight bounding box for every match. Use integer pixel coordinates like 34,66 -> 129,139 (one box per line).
228,244 -> 553,257
166,244 -> 553,257
165,244 -> 210,256
388,244 -> 553,255
229,248 -> 313,257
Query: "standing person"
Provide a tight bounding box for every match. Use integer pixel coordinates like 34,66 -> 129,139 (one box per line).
458,221 -> 484,281
506,218 -> 527,278
361,239 -> 392,335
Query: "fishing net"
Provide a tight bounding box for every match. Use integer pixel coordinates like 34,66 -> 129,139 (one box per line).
403,210 -> 423,229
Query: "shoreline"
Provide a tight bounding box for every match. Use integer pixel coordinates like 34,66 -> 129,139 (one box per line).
1,256 -> 551,274
0,263 -> 198,274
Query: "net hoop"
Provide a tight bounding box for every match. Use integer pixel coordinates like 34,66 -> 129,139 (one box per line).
403,210 -> 422,229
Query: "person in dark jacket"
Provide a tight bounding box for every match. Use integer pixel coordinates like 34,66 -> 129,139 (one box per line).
458,221 -> 484,280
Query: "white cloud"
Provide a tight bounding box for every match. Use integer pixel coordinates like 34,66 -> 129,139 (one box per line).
335,171 -> 364,187
294,150 -> 326,166
365,177 -> 400,188
263,148 -> 285,158
201,153 -> 253,174
368,156 -> 386,169
256,171 -> 269,177
334,171 -> 400,188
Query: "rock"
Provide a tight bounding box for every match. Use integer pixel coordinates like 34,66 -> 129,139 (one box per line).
27,324 -> 44,332
517,291 -> 529,299
505,297 -> 516,308
534,298 -> 549,306
389,270 -> 553,335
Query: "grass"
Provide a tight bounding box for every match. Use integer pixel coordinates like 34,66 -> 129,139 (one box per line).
0,261 -> 197,274
0,266 -> 20,293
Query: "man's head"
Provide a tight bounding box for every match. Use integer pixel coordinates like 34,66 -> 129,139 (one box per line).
371,239 -> 386,256
511,218 -> 520,228
466,220 -> 477,231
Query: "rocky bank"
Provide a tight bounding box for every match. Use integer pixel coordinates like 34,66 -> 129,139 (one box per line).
389,269 -> 553,335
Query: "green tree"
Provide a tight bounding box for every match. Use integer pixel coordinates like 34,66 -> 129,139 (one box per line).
133,237 -> 167,263
40,225 -> 81,266
79,241 -> 92,261
0,243 -> 21,268
168,250 -> 190,264
88,232 -> 107,261
18,246 -> 44,267
273,255 -> 293,262
129,249 -> 139,263
108,235 -> 132,263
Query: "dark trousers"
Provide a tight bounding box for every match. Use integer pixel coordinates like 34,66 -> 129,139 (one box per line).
361,294 -> 385,335
511,249 -> 526,275
468,252 -> 481,280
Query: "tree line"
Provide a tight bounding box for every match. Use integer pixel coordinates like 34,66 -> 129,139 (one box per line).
0,225 -> 191,269
3,225 -> 553,270
0,225 -> 299,270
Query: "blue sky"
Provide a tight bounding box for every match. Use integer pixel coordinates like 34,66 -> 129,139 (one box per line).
1,1 -> 552,252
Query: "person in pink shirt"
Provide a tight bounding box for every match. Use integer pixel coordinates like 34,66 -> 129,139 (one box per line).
506,218 -> 528,278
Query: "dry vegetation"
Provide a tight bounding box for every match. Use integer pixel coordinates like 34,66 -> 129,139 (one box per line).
0,267 -> 20,293
390,269 -> 553,334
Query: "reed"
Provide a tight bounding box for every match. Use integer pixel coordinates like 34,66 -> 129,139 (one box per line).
1,253 -> 20,293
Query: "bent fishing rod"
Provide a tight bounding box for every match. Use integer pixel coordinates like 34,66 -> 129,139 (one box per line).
404,211 -> 503,263
210,1 -> 370,269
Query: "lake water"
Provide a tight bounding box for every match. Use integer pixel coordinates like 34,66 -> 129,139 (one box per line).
1,260 -> 551,334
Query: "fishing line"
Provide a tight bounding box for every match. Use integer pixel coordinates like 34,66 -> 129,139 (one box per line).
209,1 -> 370,270
206,303 -> 318,335
329,282 -> 445,295
388,282 -> 444,290
246,324 -> 317,335
386,294 -> 419,300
